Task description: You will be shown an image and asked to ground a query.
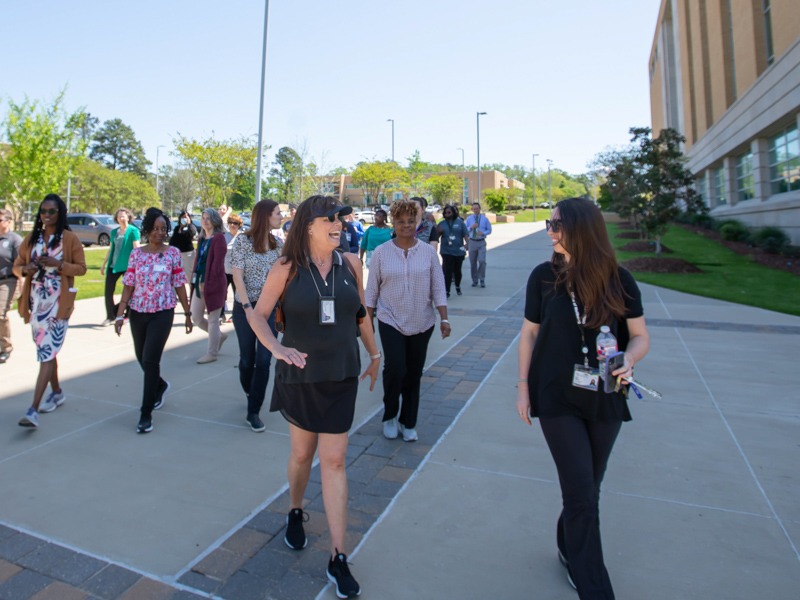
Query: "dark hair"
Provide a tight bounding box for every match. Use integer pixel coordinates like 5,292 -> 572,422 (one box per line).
390,199 -> 418,222
442,204 -> 459,218
375,209 -> 388,219
114,207 -> 134,224
551,197 -> 626,330
281,195 -> 338,275
410,196 -> 428,209
140,207 -> 171,240
28,194 -> 69,249
472,202 -> 481,208
244,199 -> 279,253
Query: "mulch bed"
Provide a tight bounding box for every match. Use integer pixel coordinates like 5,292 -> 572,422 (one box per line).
675,223 -> 800,277
621,257 -> 705,274
615,231 -> 643,239
618,241 -> 673,254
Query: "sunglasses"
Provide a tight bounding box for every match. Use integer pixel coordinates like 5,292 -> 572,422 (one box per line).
39,208 -> 58,216
545,219 -> 562,233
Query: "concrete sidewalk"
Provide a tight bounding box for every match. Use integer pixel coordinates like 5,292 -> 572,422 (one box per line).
1,222 -> 799,599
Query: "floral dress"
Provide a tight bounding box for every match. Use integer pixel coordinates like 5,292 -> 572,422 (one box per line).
29,234 -> 68,362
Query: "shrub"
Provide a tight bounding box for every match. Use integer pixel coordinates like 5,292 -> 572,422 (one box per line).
719,220 -> 752,243
690,213 -> 715,229
782,245 -> 800,259
761,236 -> 787,254
505,204 -> 523,211
674,211 -> 693,224
752,226 -> 789,252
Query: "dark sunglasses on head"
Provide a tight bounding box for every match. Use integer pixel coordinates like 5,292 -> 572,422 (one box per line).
545,219 -> 562,233
40,208 -> 58,216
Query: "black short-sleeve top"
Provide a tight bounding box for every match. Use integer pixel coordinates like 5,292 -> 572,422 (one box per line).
523,262 -> 644,423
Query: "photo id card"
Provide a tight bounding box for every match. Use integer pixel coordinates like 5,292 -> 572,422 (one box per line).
319,297 -> 336,325
572,364 -> 599,391
153,263 -> 167,273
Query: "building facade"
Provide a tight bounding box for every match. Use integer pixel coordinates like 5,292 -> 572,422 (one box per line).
649,0 -> 800,241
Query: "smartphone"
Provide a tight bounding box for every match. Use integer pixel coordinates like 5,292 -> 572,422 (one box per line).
604,352 -> 626,393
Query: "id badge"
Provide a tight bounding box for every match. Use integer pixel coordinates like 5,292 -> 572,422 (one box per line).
572,364 -> 599,391
319,297 -> 336,325
153,264 -> 167,273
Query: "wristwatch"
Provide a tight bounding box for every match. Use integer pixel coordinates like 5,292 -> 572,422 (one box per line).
243,303 -> 252,309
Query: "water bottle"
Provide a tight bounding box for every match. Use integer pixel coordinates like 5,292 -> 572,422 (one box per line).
596,326 -> 618,380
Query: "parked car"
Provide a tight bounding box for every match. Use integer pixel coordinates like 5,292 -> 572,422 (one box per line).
66,214 -> 117,246
353,210 -> 376,225
429,204 -> 442,214
536,201 -> 553,208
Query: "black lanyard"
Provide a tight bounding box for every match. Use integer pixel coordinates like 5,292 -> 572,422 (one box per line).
569,289 -> 590,367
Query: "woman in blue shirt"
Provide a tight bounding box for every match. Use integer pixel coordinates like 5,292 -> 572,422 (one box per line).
100,208 -> 140,326
437,205 -> 469,298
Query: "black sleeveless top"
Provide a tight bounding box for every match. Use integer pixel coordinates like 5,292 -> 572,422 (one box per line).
276,252 -> 362,384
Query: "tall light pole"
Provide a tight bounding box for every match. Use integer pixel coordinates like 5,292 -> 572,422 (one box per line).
254,0 -> 271,205
155,145 -> 165,208
547,159 -> 554,209
532,153 -> 539,221
476,112 -> 486,205
457,147 -> 466,205
387,119 -> 394,162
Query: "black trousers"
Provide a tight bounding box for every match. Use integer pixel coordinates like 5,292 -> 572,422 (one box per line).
129,309 -> 174,418
378,321 -> 434,429
232,301 -> 276,416
104,269 -> 125,320
441,255 -> 465,293
539,415 -> 622,600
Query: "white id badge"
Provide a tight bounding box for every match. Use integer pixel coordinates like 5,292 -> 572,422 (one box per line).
319,297 -> 336,325
153,264 -> 167,273
572,365 -> 599,391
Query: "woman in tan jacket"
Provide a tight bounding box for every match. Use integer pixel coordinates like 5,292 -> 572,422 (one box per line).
13,194 -> 86,428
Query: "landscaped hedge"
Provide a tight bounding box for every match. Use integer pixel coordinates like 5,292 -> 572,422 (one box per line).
676,212 -> 795,256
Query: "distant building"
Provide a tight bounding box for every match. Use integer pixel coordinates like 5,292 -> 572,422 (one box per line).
315,171 -> 524,207
649,0 -> 800,241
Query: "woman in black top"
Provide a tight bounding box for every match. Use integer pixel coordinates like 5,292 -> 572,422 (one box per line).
516,197 -> 650,600
249,195 -> 381,599
169,211 -> 197,281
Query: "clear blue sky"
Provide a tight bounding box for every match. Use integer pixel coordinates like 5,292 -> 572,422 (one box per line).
1,0 -> 659,176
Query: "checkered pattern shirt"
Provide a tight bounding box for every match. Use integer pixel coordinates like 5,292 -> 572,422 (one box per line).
365,239 -> 447,336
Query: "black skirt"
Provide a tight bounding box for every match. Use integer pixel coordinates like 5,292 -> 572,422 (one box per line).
270,376 -> 358,434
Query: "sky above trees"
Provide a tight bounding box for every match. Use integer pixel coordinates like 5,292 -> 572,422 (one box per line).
1,0 -> 659,177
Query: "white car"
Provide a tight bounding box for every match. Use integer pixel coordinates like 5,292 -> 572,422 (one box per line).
429,204 -> 442,214
353,210 -> 376,225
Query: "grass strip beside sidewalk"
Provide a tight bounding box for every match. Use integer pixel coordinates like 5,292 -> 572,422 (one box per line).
608,223 -> 800,317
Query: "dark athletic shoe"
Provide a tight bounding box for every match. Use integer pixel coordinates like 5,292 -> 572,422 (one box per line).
456,287 -> 462,296
154,380 -> 170,410
246,413 -> 266,432
137,417 -> 153,434
285,508 -> 308,550
327,550 -> 360,598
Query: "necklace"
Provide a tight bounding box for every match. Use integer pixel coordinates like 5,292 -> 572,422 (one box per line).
310,254 -> 329,268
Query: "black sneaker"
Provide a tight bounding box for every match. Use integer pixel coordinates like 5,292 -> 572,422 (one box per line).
246,413 -> 266,432
327,550 -> 360,598
154,380 -> 170,410
285,508 -> 308,550
137,417 -> 153,434
446,292 -> 451,299
456,287 -> 462,296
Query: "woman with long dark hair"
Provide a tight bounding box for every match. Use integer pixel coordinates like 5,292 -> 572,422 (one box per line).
116,207 -> 192,434
249,196 -> 381,598
13,194 -> 86,428
191,208 -> 228,364
516,197 -> 650,599
100,207 -> 140,326
230,199 -> 283,432
437,204 -> 469,298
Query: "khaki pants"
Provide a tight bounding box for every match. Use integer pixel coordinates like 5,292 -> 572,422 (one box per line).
191,293 -> 222,357
0,278 -> 20,353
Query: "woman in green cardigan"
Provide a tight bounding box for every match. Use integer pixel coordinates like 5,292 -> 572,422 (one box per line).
100,208 -> 140,326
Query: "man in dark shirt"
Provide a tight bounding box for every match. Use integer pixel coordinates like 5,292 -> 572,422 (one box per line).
0,209 -> 23,363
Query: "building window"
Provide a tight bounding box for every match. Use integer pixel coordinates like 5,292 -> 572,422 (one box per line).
393,192 -> 402,200
763,0 -> 774,66
713,167 -> 727,206
649,46 -> 659,83
736,152 -> 755,201
346,184 -> 358,189
321,182 -> 334,194
769,125 -> 800,194
695,174 -> 707,208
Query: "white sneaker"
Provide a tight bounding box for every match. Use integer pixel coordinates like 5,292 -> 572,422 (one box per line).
19,407 -> 38,428
383,418 -> 398,439
39,390 -> 66,413
101,319 -> 114,327
398,423 -> 418,442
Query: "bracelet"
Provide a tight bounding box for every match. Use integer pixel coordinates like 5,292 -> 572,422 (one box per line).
517,378 -> 527,382
369,352 -> 382,360
185,311 -> 192,317
441,319 -> 450,324
119,300 -> 128,306
115,316 -> 124,322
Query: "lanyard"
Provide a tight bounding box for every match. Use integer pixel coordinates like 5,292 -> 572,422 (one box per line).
309,255 -> 335,298
569,290 -> 590,367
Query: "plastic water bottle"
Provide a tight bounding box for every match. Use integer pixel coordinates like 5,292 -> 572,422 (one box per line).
596,326 -> 618,380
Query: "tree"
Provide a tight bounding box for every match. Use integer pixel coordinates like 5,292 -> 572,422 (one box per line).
630,127 -> 705,256
602,155 -> 645,229
426,174 -> 462,206
65,159 -> 159,215
172,134 -> 263,208
269,146 -> 303,205
351,160 -> 405,207
0,89 -> 88,228
158,166 -> 198,213
89,118 -> 151,177
484,189 -> 507,214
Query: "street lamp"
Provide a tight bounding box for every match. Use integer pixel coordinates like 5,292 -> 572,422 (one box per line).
387,119 -> 394,162
255,0 -> 271,205
476,112 -> 487,205
532,153 -> 539,221
457,147 -> 466,205
547,159 -> 554,209
155,145 -> 166,208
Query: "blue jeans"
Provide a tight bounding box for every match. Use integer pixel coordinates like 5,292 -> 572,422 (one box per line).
232,301 -> 276,416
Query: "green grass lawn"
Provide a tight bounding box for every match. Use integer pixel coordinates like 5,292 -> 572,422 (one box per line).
498,208 -> 552,223
608,223 -> 800,316
74,247 -> 111,301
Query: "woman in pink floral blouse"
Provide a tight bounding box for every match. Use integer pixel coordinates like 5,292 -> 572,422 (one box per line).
115,207 -> 193,434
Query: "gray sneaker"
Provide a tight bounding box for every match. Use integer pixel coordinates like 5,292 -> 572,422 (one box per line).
382,418 -> 398,439
19,408 -> 38,428
39,390 -> 66,413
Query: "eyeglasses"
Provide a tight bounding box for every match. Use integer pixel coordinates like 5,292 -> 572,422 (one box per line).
40,208 -> 58,216
545,219 -> 562,233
